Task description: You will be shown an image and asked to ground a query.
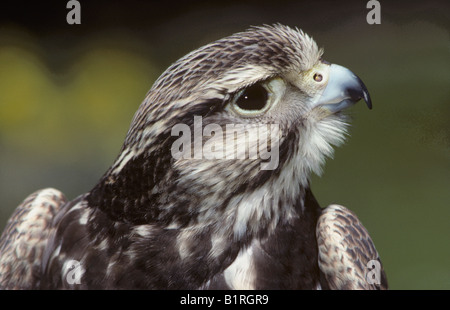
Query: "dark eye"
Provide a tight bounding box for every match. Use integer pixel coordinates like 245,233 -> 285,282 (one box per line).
235,84 -> 268,111
313,73 -> 323,82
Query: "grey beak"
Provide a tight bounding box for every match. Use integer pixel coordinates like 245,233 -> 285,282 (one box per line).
317,64 -> 372,113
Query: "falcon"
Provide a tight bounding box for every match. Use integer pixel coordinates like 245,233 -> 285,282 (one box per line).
0,24 -> 388,289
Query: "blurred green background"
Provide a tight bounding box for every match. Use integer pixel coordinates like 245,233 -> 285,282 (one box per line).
0,1 -> 448,289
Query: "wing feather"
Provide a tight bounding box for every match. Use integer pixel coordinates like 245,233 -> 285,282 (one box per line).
0,188 -> 67,289
316,204 -> 388,290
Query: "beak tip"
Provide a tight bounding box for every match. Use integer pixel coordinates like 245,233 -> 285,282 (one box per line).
365,96 -> 373,110
363,90 -> 372,110
360,78 -> 372,110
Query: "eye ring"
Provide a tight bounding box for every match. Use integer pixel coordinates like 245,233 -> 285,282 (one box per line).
313,73 -> 323,82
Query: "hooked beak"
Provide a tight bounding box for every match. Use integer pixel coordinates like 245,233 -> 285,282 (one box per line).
317,64 -> 372,113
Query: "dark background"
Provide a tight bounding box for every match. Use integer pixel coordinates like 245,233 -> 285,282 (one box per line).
0,0 -> 448,289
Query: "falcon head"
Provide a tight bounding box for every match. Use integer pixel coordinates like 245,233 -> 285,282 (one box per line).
89,24 -> 371,240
